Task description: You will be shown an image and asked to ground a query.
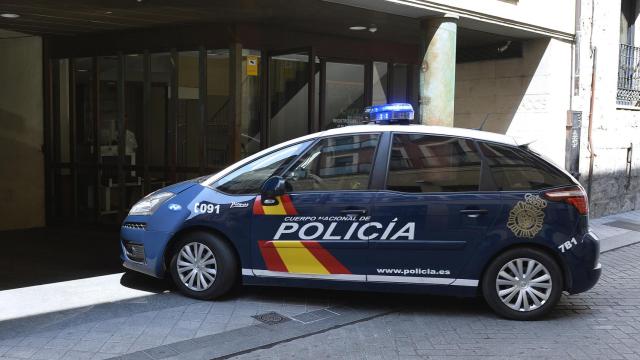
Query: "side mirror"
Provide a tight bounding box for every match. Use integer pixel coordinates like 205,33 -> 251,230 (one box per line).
261,176 -> 286,199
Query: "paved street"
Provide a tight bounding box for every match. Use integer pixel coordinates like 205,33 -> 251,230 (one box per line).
232,241 -> 640,360
0,211 -> 639,360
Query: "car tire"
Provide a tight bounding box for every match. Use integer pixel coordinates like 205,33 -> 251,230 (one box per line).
169,231 -> 238,300
482,247 -> 563,320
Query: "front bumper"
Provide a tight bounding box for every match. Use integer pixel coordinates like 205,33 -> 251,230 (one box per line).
120,223 -> 173,278
565,230 -> 601,294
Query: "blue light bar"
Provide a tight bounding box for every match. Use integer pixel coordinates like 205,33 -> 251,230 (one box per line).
365,103 -> 414,124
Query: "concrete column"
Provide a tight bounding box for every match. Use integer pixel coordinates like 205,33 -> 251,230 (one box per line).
419,15 -> 458,126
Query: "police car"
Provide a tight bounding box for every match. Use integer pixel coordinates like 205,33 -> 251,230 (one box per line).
121,103 -> 601,320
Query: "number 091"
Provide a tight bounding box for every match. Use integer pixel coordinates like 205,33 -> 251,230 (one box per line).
194,202 -> 220,214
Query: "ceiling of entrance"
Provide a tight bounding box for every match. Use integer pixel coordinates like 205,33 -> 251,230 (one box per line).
0,0 -> 514,46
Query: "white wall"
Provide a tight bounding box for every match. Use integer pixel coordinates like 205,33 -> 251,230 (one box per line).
0,30 -> 44,230
329,0 -> 575,39
428,0 -> 575,35
574,0 -> 640,216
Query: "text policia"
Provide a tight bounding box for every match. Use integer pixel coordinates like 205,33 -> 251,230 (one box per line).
273,216 -> 415,241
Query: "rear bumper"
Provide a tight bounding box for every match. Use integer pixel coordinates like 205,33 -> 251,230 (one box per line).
566,231 -> 601,294
120,224 -> 173,278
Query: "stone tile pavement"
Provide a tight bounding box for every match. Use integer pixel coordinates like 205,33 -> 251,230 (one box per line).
222,229 -> 640,360
0,210 -> 638,360
0,284 -> 357,360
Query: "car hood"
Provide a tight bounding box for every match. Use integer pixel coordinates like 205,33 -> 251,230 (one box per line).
157,178 -> 201,195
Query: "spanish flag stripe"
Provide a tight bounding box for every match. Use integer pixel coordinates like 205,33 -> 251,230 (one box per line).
272,241 -> 330,274
258,240 -> 288,272
301,241 -> 352,274
262,196 -> 287,215
280,195 -> 298,215
252,196 -> 265,215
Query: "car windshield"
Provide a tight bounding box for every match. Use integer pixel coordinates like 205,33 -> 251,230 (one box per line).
213,140 -> 313,194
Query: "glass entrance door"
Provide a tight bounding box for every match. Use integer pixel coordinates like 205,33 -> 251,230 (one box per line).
267,50 -> 313,146
321,60 -> 367,130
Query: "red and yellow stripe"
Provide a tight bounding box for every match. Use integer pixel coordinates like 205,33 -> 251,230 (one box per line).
253,195 -> 298,215
258,240 -> 351,274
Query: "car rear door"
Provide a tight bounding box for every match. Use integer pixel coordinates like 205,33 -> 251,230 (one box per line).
251,133 -> 382,283
367,133 -> 502,288
460,142 -> 583,277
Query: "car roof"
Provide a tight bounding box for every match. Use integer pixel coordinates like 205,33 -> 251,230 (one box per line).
320,124 -> 518,146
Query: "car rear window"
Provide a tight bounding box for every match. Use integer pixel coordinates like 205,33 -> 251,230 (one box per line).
478,142 -> 573,191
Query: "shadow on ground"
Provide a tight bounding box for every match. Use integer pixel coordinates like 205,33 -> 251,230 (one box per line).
0,226 -> 121,290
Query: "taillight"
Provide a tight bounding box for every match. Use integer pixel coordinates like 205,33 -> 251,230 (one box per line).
543,186 -> 589,215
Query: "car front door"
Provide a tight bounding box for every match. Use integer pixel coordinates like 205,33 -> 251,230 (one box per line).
368,133 -> 502,288
251,133 -> 381,283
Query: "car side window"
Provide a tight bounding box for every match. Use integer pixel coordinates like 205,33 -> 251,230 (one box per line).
478,142 -> 572,190
283,134 -> 380,192
214,141 -> 312,194
386,134 -> 482,193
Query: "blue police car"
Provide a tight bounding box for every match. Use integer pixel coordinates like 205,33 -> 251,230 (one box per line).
121,104 -> 600,320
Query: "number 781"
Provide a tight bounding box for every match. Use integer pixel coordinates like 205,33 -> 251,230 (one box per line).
558,238 -> 578,253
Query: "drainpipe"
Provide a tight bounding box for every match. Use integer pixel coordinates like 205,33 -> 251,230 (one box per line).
586,47 -> 597,198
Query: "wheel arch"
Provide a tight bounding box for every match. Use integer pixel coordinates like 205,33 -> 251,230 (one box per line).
163,225 -> 242,277
477,242 -> 571,295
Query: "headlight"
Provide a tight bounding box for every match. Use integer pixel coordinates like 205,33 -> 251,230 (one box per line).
129,192 -> 174,216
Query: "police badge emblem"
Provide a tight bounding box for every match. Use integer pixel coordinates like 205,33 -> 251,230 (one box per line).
507,194 -> 547,238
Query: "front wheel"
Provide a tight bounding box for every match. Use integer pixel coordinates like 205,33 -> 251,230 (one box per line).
169,231 -> 238,300
482,248 -> 563,320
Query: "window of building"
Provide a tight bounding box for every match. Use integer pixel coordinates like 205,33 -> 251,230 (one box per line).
391,63 -> 408,103
241,49 -> 262,159
284,134 -> 379,192
206,49 -> 231,167
177,51 -> 201,169
322,62 -> 366,129
269,52 -> 310,145
478,142 -> 572,191
618,0 -> 640,106
372,62 -> 388,105
386,134 -> 481,193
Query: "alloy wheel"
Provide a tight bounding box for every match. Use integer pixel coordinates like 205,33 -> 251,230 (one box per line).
495,257 -> 552,312
176,242 -> 217,291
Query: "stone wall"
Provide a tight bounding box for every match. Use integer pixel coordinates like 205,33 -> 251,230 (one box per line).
588,110 -> 640,217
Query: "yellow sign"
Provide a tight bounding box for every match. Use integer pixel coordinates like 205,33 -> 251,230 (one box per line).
247,55 -> 258,76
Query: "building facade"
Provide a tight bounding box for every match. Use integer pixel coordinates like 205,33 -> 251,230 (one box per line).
0,0 -> 637,230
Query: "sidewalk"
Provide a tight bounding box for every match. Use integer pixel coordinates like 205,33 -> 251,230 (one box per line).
590,209 -> 640,252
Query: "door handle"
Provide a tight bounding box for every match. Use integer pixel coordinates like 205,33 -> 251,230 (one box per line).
340,208 -> 368,215
460,209 -> 488,218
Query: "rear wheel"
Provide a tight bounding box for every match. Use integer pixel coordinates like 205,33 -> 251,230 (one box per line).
482,247 -> 563,320
169,231 -> 238,300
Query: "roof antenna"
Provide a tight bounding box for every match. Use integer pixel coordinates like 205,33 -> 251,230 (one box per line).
474,114 -> 490,131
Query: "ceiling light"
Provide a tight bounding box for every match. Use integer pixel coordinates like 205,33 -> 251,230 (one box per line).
105,11 -> 113,15
368,24 -> 378,33
0,13 -> 20,19
349,26 -> 366,31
